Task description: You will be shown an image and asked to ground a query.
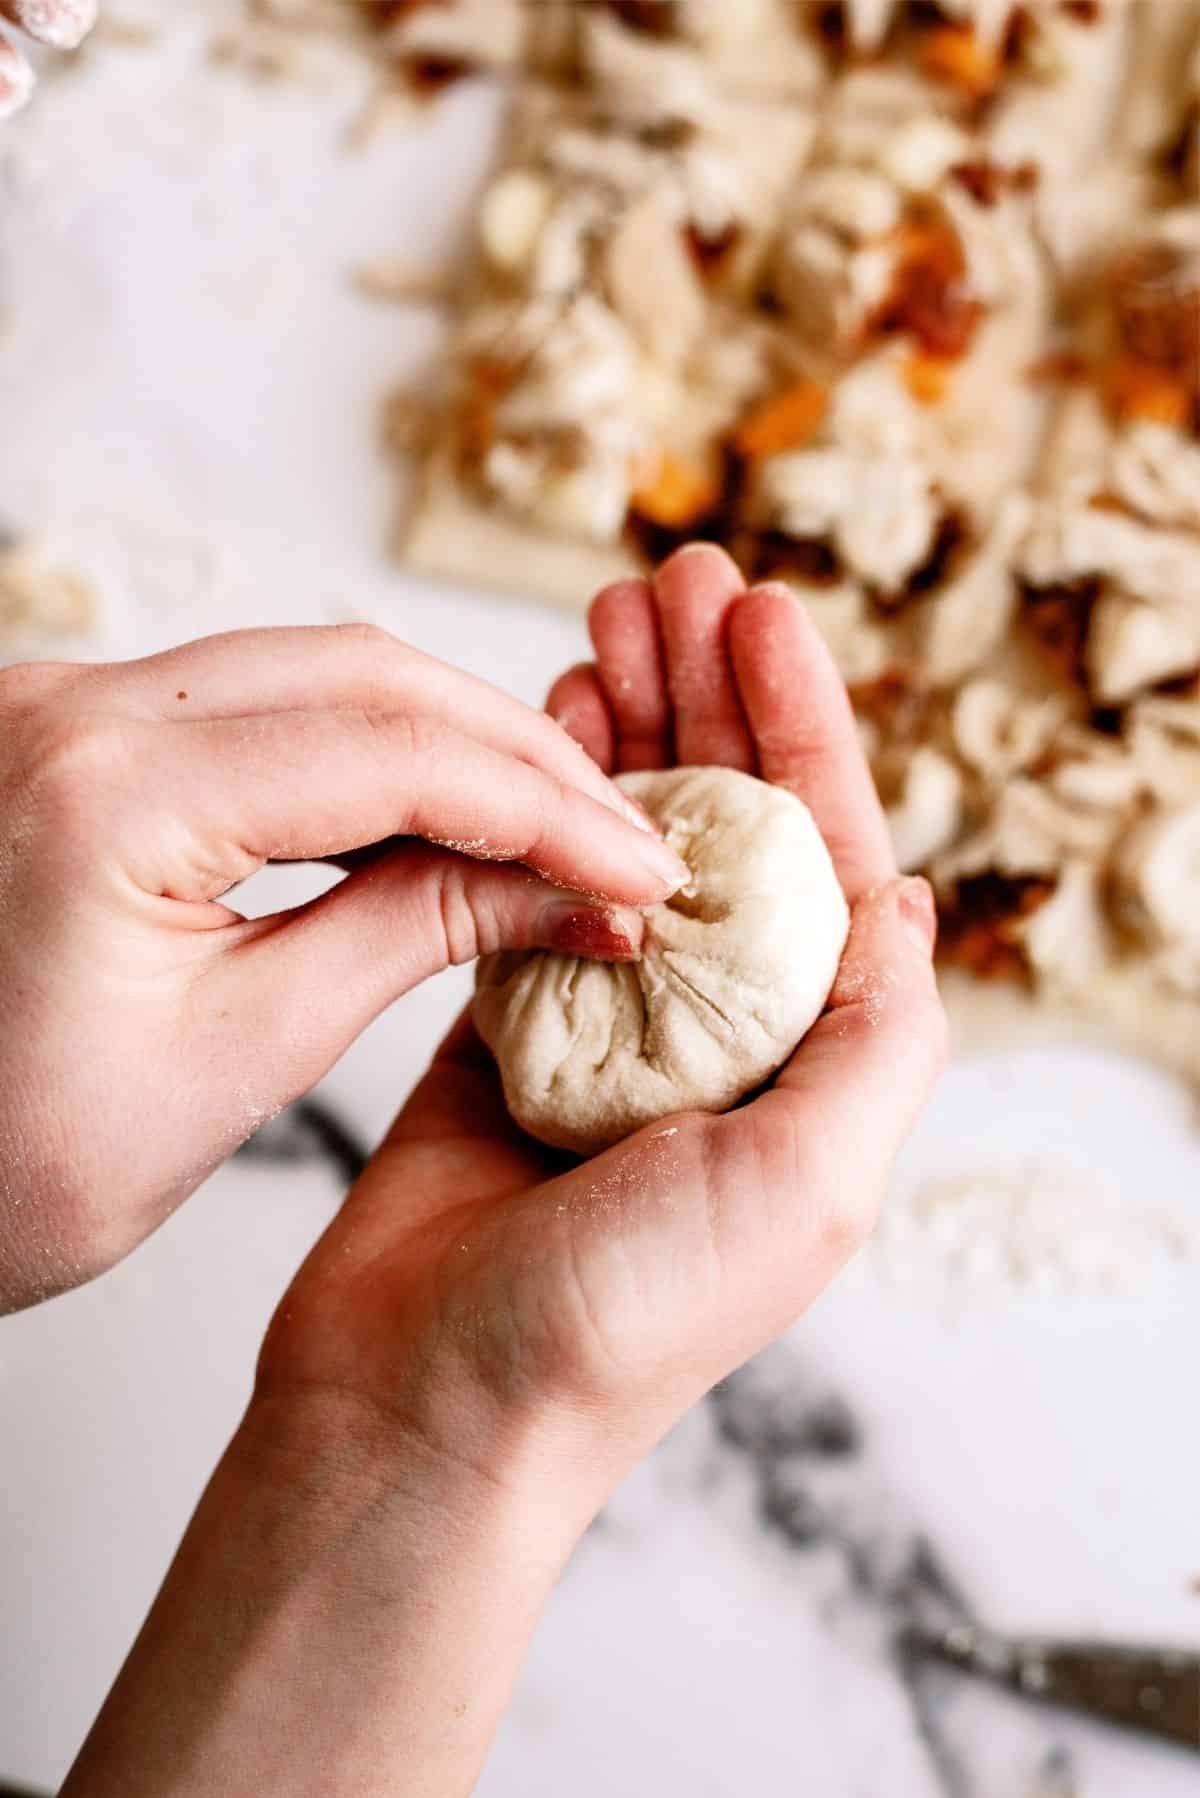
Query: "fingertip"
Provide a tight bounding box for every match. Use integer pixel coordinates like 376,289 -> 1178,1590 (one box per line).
896,875 -> 938,956
654,541 -> 747,607
588,576 -> 655,646
828,879 -> 944,1042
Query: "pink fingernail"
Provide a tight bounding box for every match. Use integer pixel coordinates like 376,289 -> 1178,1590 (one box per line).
897,877 -> 938,953
539,903 -> 641,961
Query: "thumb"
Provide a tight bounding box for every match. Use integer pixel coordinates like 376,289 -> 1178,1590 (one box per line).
772,875 -> 948,1198
212,842 -> 646,1092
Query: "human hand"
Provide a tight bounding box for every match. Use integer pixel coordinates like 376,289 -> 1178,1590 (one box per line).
0,1 -> 96,118
0,625 -> 687,1310
61,551 -> 946,1798
260,545 -> 947,1502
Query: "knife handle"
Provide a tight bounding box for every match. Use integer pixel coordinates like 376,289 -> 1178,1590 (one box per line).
1024,1642 -> 1200,1751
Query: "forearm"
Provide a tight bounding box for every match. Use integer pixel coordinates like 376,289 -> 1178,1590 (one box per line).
62,1385 -> 599,1798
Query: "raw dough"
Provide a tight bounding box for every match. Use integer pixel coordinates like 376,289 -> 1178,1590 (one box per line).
474,766 -> 850,1154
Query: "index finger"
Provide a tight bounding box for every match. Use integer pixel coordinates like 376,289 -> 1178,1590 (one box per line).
152,709 -> 690,906
109,625 -> 652,840
728,584 -> 896,901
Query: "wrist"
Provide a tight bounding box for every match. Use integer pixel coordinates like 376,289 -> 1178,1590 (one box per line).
65,1371 -> 607,1798
240,1367 -> 608,1577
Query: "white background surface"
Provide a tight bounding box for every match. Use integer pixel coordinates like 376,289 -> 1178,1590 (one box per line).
2,11 -> 1199,1793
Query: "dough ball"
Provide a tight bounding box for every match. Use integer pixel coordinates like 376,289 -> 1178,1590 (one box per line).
474,766 -> 850,1155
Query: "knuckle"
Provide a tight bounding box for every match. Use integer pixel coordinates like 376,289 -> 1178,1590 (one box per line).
0,659 -> 72,710
368,706 -> 440,763
431,863 -> 483,966
330,620 -> 397,657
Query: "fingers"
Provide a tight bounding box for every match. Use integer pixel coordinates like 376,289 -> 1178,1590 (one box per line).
152,709 -> 689,906
762,877 -> 947,1220
588,578 -> 674,772
0,1 -> 96,48
729,583 -> 896,901
654,545 -> 756,770
221,847 -> 646,1096
0,26 -> 33,116
110,624 -> 642,837
545,663 -> 615,771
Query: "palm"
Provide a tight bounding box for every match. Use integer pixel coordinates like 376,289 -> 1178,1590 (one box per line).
262,550 -> 943,1434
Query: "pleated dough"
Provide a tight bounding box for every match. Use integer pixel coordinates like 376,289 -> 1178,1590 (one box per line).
474,766 -> 850,1154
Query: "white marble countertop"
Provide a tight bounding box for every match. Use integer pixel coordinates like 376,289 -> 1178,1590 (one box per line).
1,11 -> 1198,1794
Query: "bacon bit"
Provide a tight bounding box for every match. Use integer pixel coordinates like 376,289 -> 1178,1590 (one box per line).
733,379 -> 829,462
456,359 -> 514,463
1090,703 -> 1124,735
847,665 -> 928,739
363,0 -> 439,25
1103,353 -> 1192,429
871,216 -> 983,359
950,160 -> 1003,207
630,450 -> 721,530
939,873 -> 1054,982
951,158 -> 1040,206
399,51 -> 477,97
905,350 -> 954,406
1111,242 -> 1200,369
902,508 -> 969,599
917,24 -> 1003,102
748,532 -> 843,586
1022,578 -> 1101,688
1001,5 -> 1034,65
811,2 -> 849,60
1026,347 -> 1091,385
684,221 -> 744,280
1161,110 -> 1198,187
1086,489 -> 1130,514
604,0 -> 680,36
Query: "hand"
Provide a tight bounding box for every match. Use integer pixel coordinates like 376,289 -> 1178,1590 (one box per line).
261,544 -> 947,1495
61,550 -> 947,1798
0,624 -> 686,1310
0,1 -> 96,118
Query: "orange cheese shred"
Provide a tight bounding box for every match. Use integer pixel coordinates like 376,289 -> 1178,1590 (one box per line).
630,450 -> 721,528
905,351 -> 954,406
1103,353 -> 1192,429
733,379 -> 828,462
917,25 -> 1003,102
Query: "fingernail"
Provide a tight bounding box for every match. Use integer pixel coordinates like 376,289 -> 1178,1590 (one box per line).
897,877 -> 938,953
634,834 -> 691,893
538,902 -> 642,961
619,792 -> 661,837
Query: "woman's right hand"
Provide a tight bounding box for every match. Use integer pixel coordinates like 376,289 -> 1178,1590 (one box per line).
1,2 -> 98,118
0,622 -> 686,1312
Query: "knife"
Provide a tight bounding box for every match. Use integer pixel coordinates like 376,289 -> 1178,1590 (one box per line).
901,1621 -> 1200,1752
